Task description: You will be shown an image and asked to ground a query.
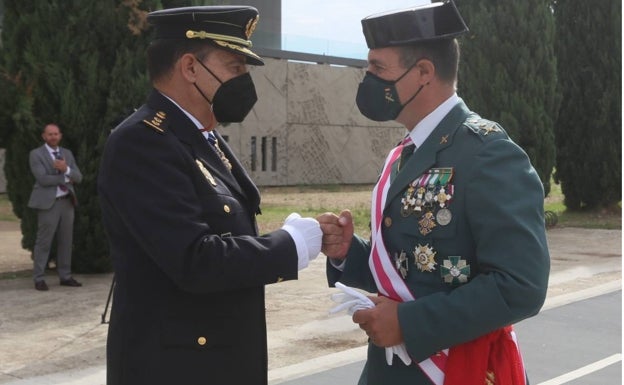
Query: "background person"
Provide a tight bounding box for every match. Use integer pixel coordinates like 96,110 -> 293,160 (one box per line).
98,6 -> 321,385
318,2 -> 550,384
28,123 -> 82,291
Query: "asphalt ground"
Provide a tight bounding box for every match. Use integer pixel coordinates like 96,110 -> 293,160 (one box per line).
276,290 -> 623,385
0,226 -> 621,385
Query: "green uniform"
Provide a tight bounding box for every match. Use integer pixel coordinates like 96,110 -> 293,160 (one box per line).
327,100 -> 550,385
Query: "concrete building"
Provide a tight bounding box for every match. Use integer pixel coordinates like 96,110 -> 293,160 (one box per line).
0,1 -> 406,191
225,54 -> 403,186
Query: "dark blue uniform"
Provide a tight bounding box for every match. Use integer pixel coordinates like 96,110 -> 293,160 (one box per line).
99,90 -> 298,385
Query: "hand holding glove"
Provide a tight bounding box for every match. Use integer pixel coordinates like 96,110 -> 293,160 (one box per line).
329,282 -> 412,366
281,213 -> 322,270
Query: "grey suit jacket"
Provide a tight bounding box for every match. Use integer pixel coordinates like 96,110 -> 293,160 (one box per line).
28,145 -> 82,210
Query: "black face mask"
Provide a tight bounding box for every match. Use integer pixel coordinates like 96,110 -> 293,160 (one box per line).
355,64 -> 424,122
194,58 -> 258,123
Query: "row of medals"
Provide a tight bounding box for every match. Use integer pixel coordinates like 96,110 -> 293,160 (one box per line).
395,172 -> 455,280
400,180 -> 454,236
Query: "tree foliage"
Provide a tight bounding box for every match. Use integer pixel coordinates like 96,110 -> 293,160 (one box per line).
457,0 -> 559,196
552,0 -> 621,210
0,0 -> 161,272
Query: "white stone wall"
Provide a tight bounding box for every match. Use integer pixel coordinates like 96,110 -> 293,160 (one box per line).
223,57 -> 405,186
0,58 -> 407,189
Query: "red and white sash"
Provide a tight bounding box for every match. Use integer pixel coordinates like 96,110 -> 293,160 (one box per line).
368,140 -> 525,385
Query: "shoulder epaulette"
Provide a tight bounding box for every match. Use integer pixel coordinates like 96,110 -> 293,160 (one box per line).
464,115 -> 503,137
142,110 -> 168,134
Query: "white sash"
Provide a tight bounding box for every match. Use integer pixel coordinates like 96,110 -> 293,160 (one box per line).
368,138 -> 448,385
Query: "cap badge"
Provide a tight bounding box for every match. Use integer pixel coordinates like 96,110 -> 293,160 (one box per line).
245,15 -> 259,39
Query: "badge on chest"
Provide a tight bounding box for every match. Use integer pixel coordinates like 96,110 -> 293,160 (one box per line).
195,159 -> 217,186
400,167 -> 454,235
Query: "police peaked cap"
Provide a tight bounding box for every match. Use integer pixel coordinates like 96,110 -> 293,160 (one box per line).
362,0 -> 468,49
148,6 -> 264,66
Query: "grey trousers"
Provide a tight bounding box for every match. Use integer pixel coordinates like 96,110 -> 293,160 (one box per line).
32,197 -> 74,282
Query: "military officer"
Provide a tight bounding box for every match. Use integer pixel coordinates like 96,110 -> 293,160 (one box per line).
318,1 -> 550,384
98,6 -> 321,385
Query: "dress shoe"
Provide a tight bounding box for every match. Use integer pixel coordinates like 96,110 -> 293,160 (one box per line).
60,277 -> 82,287
35,280 -> 49,291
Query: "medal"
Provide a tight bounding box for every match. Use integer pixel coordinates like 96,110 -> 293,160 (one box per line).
413,244 -> 437,272
424,186 -> 435,203
435,186 -> 452,208
394,250 -> 409,279
406,168 -> 455,222
401,205 -> 414,217
441,256 -> 471,285
401,186 -> 417,217
436,208 -> 452,226
418,211 -> 437,235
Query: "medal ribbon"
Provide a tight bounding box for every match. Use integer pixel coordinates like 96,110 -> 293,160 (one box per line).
368,137 -> 448,385
434,168 -> 453,186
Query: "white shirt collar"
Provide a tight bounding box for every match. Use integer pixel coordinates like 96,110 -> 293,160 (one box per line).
44,143 -> 59,154
408,93 -> 460,148
160,92 -> 204,131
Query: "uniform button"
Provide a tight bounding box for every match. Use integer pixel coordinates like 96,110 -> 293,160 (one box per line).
384,217 -> 392,227
223,205 -> 231,213
197,336 -> 207,346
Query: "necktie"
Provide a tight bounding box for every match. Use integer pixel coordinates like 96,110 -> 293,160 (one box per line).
398,143 -> 416,171
206,131 -> 232,171
52,151 -> 69,192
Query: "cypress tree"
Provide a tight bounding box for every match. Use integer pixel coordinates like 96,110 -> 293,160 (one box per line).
457,0 -> 559,196
0,0 -> 160,272
553,0 -> 621,211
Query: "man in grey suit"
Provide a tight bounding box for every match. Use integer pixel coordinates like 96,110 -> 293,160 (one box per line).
28,123 -> 83,291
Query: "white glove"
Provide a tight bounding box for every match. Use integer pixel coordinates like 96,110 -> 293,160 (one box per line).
281,213 -> 322,270
329,282 -> 375,315
329,282 -> 413,366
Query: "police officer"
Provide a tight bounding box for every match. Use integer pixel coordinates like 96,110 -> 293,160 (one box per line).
318,2 -> 550,384
98,6 -> 321,385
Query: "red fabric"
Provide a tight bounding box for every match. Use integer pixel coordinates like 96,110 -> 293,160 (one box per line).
443,326 -> 526,385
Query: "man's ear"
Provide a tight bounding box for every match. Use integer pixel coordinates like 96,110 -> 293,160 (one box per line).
415,59 -> 435,86
179,53 -> 199,83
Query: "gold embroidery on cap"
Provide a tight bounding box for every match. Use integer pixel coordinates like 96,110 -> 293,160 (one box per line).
213,40 -> 261,61
245,16 -> 259,39
186,30 -> 252,47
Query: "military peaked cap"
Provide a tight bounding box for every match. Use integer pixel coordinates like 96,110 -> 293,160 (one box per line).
148,6 -> 264,66
362,0 -> 468,49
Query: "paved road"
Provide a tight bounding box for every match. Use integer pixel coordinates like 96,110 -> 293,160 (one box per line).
277,290 -> 622,385
2,287 -> 619,385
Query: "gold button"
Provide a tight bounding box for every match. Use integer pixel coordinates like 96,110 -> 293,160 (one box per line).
223,205 -> 230,213
197,336 -> 207,346
384,217 -> 392,227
